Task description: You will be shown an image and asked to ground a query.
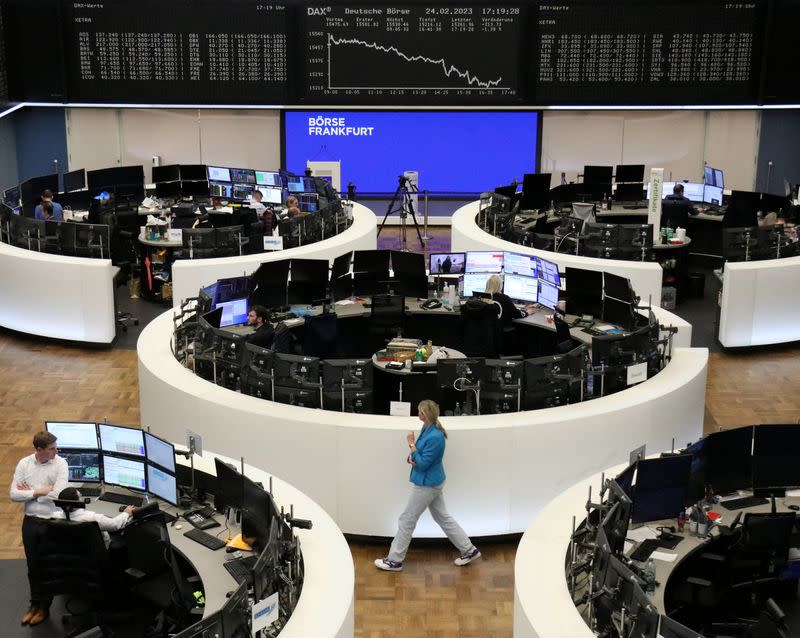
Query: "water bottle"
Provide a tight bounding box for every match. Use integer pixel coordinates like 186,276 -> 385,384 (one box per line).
454,402 -> 462,416
644,558 -> 656,594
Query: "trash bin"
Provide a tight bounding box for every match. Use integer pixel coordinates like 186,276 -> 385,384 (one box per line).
688,272 -> 705,299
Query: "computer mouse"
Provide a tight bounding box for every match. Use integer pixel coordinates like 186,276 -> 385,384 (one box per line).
175,524 -> 183,530
788,505 -> 799,511
118,505 -> 127,512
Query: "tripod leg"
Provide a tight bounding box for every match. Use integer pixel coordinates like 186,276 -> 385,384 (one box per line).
406,199 -> 425,247
378,185 -> 403,237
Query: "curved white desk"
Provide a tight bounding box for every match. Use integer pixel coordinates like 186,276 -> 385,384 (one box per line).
139,311 -> 707,537
451,202 -> 665,312
171,203 -> 377,308
0,240 -> 117,343
719,255 -> 800,347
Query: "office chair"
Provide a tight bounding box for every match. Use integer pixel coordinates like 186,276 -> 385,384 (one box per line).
303,312 -> 340,359
571,202 -> 595,232
554,316 -> 577,354
272,321 -> 297,355
660,199 -> 691,230
37,518 -> 120,636
370,294 -> 406,348
122,517 -> 202,633
461,298 -> 501,358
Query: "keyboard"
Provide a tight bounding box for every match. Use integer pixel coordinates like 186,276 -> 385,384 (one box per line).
630,539 -> 661,562
98,492 -> 143,507
270,311 -> 298,323
183,527 -> 226,550
79,486 -> 102,497
720,495 -> 768,511
224,556 -> 258,584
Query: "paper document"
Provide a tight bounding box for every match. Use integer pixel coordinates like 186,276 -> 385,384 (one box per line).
627,527 -> 659,543
651,551 -> 677,563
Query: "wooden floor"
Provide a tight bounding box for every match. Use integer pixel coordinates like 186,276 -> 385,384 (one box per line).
1,320 -> 800,636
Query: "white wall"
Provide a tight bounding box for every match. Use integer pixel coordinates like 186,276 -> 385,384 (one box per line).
65,107 -> 281,183
65,107 -> 760,192
540,109 -> 760,191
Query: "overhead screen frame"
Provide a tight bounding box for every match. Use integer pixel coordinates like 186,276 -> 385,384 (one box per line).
281,108 -> 543,195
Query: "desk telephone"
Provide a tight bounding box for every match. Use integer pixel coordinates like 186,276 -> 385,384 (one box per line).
421,299 -> 442,310
185,507 -> 220,530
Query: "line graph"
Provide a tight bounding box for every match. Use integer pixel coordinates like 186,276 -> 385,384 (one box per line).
327,35 -> 506,90
304,5 -> 521,102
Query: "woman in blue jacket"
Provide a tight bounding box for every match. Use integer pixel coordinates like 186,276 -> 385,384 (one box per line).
375,399 -> 480,571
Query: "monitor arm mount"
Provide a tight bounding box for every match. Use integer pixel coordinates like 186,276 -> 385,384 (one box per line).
175,435 -> 199,504
452,377 -> 481,415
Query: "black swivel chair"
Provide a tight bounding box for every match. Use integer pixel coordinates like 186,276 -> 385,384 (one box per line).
660,199 -> 692,230
303,312 -> 340,359
554,316 -> 577,354
36,518 -> 119,636
461,298 -> 501,358
122,517 -> 202,633
370,294 -> 406,348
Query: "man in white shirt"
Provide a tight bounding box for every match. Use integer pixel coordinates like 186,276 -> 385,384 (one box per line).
250,190 -> 267,217
52,487 -> 134,549
9,431 -> 68,626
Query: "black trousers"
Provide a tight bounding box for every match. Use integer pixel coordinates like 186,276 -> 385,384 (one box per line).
22,516 -> 52,609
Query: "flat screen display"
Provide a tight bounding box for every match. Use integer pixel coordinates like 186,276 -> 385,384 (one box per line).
45,421 -> 98,450
429,252 -> 465,275
208,166 -> 231,182
102,455 -> 146,491
538,280 -> 559,310
147,464 -> 178,506
259,187 -> 283,204
462,272 -> 493,297
284,111 -> 539,193
504,251 -> 537,277
144,432 -> 176,473
62,451 -> 101,483
217,298 -> 249,327
703,185 -> 723,206
537,257 -> 561,287
255,171 -> 281,187
465,251 -> 503,273
504,273 -> 538,303
98,424 -> 145,457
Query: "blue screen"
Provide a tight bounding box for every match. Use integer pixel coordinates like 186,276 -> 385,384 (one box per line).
284,111 -> 539,193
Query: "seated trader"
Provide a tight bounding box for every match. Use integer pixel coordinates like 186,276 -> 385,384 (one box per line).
34,190 -> 64,221
10,431 -> 68,626
250,190 -> 267,218
286,195 -> 299,209
287,206 -> 302,218
665,183 -> 694,208
485,275 -> 534,325
246,305 -> 275,348
52,487 -> 133,549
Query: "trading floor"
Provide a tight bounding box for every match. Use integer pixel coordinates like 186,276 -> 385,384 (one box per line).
2,230 -> 800,638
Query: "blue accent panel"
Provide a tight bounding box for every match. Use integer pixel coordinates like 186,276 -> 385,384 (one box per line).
14,107 -> 68,187
0,113 -> 19,189
756,110 -> 800,195
285,110 -> 540,194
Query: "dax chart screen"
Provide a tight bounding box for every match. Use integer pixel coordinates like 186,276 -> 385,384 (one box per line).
302,5 -> 525,104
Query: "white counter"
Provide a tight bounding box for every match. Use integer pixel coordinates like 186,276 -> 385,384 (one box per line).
171,202 -> 377,308
139,311 -> 707,537
719,255 -> 800,347
0,240 -> 117,343
451,202 -> 665,311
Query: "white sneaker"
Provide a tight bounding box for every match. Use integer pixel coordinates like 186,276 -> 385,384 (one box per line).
454,547 -> 481,566
374,557 -> 403,571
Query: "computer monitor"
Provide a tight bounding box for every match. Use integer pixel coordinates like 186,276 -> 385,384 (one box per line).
537,280 -> 559,310
703,184 -> 723,206
230,168 -> 255,185
583,165 -> 613,185
565,267 -> 603,317
604,273 -> 634,303
615,462 -> 637,498
702,425 -> 754,495
603,297 -> 636,332
214,457 -> 244,511
253,527 -> 279,600
630,455 -> 692,523
3,185 -> 20,207
207,166 -> 231,182
503,251 -> 537,277
290,258 -> 329,286
722,226 -> 758,262
537,257 -> 560,286
102,454 -> 146,491
353,249 -> 390,274
231,183 -> 254,200
659,616 -> 703,638
504,273 -> 538,303
429,252 -> 465,275
462,272 -> 493,297
181,180 -> 210,199
465,251 -> 503,273
618,224 -> 653,249
21,174 -> 59,207
152,165 -> 180,184
322,359 -> 373,391
679,182 -> 706,202
155,181 -> 181,199
273,354 -> 320,388
273,385 -> 321,408
144,432 -> 176,473
391,250 -> 426,279
602,480 -> 632,554
752,424 -> 800,493
524,348 -> 585,409
260,186 -> 282,204
209,182 -> 233,198
255,170 -> 281,187
591,332 -> 630,367
437,358 -> 486,389
98,424 -> 145,457
61,451 -> 101,483
217,298 -> 249,327
584,222 -> 619,247
219,580 -> 252,636
45,421 -> 98,449
615,164 -> 645,183
330,251 -> 352,280
172,611 -> 223,638
147,464 -> 178,506
482,359 -> 524,389
178,165 -> 206,181
241,475 -> 278,551
286,175 -> 305,193
519,173 -> 551,210
214,276 -> 252,305
323,389 -> 374,413
63,168 -> 86,193
614,182 -> 644,202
